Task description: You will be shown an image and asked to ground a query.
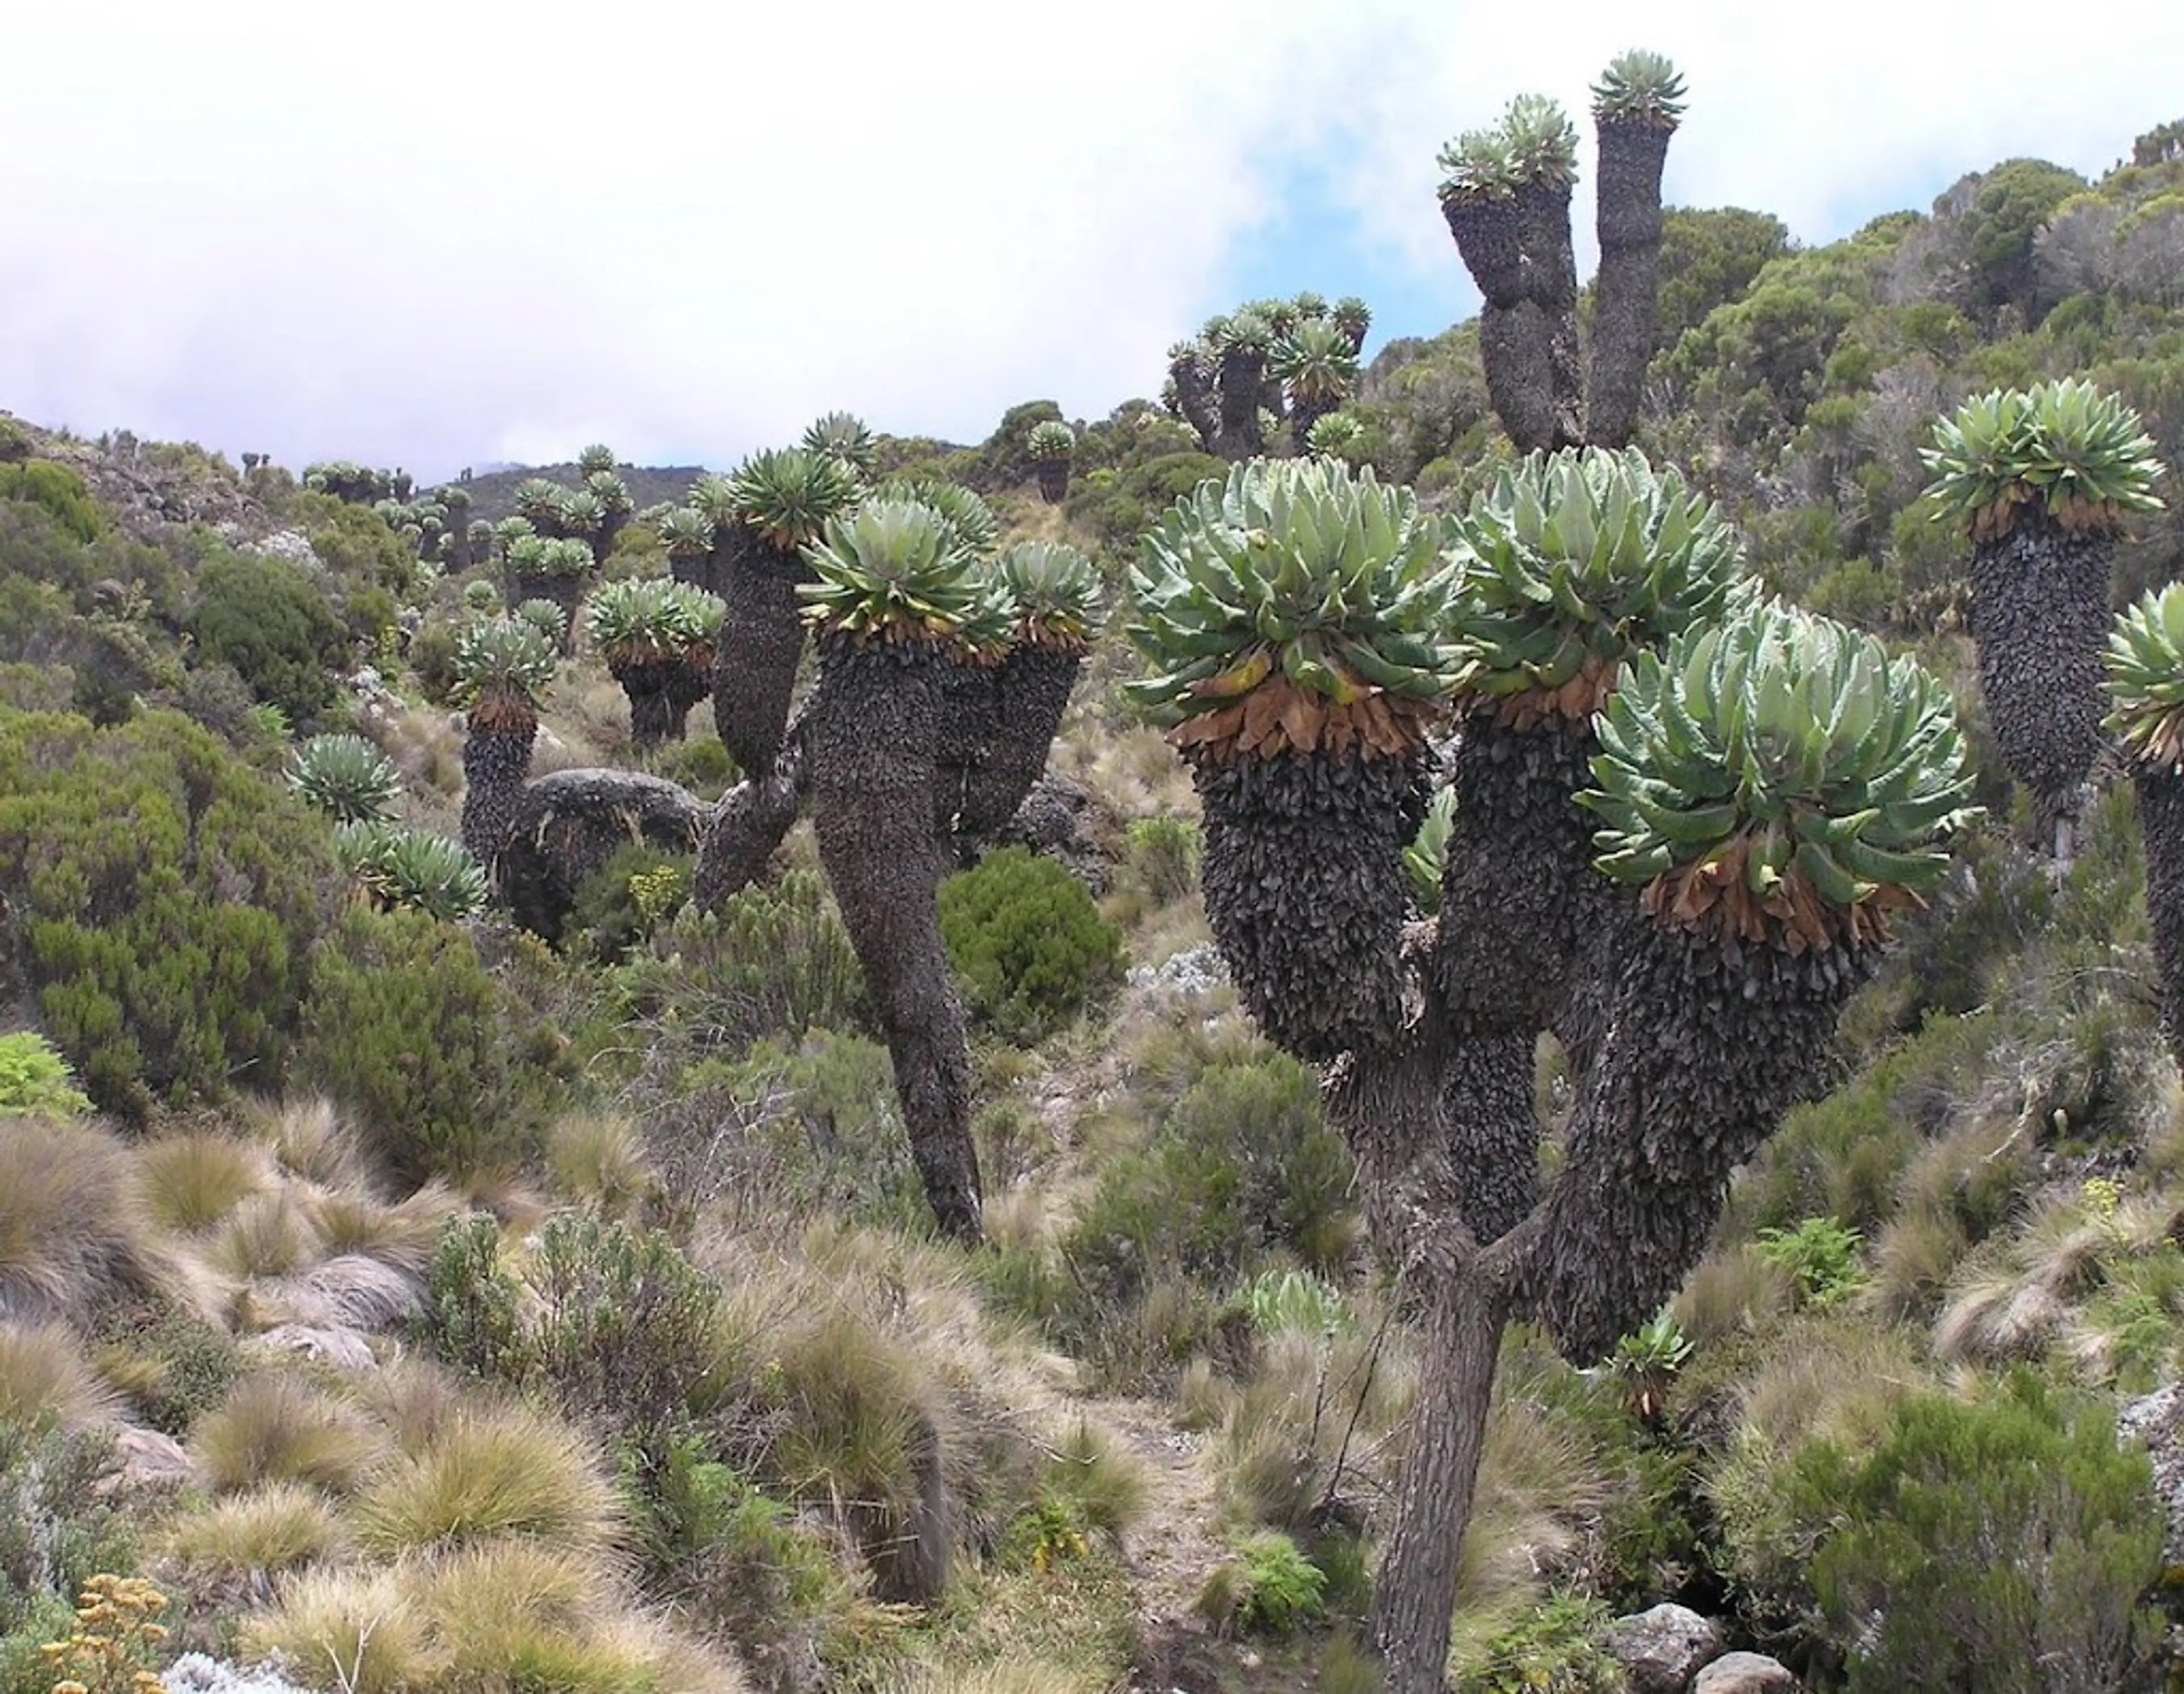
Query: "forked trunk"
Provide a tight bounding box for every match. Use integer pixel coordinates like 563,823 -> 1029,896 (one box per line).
691,714 -> 812,912
511,571 -> 584,653
460,722 -> 536,873
955,644 -> 1082,840
668,551 -> 714,595
810,635 -> 983,1242
1966,513 -> 2112,852
1441,196 -> 1524,307
1519,923 -> 1876,1358
712,530 -> 809,778
1479,303 -> 1561,456
933,659 -> 1004,841
612,655 -> 706,749
1169,355 -> 1221,455
1515,179 -> 1585,449
2136,765 -> 2184,1065
1587,120 -> 1673,448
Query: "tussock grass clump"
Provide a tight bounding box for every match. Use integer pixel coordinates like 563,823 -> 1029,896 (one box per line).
546,1111 -> 656,1218
206,1189 -> 326,1283
160,1480 -> 352,1585
0,1320 -> 121,1428
134,1131 -> 273,1233
351,1399 -> 619,1556
192,1372 -> 389,1495
247,1096 -> 373,1191
1214,1320 -> 1413,1534
0,1114 -> 157,1327
304,1184 -> 458,1275
245,1566 -> 436,1694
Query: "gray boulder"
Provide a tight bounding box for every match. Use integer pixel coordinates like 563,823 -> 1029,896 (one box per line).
2122,1382 -> 2184,1571
1691,1651 -> 1796,1693
1600,1602 -> 1724,1694
497,767 -> 705,942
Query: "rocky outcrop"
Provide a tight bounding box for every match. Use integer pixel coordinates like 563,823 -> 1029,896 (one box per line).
2123,1382 -> 2184,1573
1601,1603 -> 1724,1694
497,767 -> 706,942
1690,1651 -> 1796,1693
981,771 -> 1118,891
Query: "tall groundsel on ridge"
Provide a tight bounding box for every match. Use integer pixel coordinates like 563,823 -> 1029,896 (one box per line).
586,579 -> 726,749
1435,50 -> 1686,453
1127,451 -> 1976,1693
1923,379 -> 2165,863
797,496 -> 990,1242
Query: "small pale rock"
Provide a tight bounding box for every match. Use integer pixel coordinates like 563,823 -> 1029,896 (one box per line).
1692,1651 -> 1796,1693
164,1652 -> 317,1694
1601,1603 -> 1724,1694
111,1424 -> 194,1491
252,1324 -> 378,1371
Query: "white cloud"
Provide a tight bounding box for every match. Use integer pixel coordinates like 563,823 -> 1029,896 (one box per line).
4,1 -> 2182,478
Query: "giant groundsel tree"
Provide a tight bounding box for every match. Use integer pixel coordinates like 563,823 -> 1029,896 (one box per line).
1924,379 -> 2166,863
1438,50 -> 1686,452
1126,453 -> 1975,1690
2107,582 -> 2184,1059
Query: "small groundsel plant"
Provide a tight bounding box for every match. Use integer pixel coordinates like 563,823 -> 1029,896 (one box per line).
332,821 -> 489,923
1608,1307 -> 1693,1421
285,734 -> 400,825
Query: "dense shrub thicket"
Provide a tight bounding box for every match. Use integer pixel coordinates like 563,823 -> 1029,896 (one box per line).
938,846 -> 1123,1044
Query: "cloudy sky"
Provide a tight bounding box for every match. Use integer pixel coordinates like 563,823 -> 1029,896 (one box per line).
4,2 -> 2181,482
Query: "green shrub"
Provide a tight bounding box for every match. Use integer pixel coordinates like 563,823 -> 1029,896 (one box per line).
568,842 -> 690,962
1123,816 -> 1201,904
938,846 -> 1123,1044
89,1298 -> 242,1438
1453,1592 -> 1625,1694
0,708 -> 333,1117
1794,1373 -> 2162,1691
416,1213 -> 528,1384
0,1032 -> 90,1117
1066,1053 -> 1356,1309
1197,1532 -> 1327,1637
0,1417 -> 132,1658
408,616 -> 462,704
618,868 -> 867,1057
646,734 -> 738,800
296,906 -> 557,1184
0,459 -> 100,544
1755,1216 -> 1868,1309
185,547 -> 351,730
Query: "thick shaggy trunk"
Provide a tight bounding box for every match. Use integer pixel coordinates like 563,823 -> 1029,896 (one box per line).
460,724 -> 535,873
1169,355 -> 1221,455
1033,462 -> 1068,503
1288,392 -> 1338,455
1442,196 -> 1524,307
1515,180 -> 1585,450
955,646 -> 1082,841
1967,516 -> 2112,854
933,659 -> 1004,841
1215,346 -> 1269,462
497,769 -> 706,944
712,532 -> 808,779
1479,303 -> 1561,456
810,636 -> 983,1242
691,716 -> 812,913
2137,765 -> 2184,1065
1519,925 -> 1876,1359
1190,747 -> 1429,1061
668,551 -> 715,595
1587,121 -> 1672,449
1323,1029 -> 1514,1694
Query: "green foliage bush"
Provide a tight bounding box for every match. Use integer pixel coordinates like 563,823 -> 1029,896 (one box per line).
0,707 -> 333,1117
1794,1373 -> 2161,1689
1453,1592 -> 1626,1694
0,1032 -> 90,1116
0,459 -> 101,544
938,846 -> 1123,1044
568,842 -> 690,962
185,547 -> 350,729
1197,1531 -> 1327,1637
1755,1216 -> 1868,1309
296,906 -> 556,1184
1065,1053 -> 1355,1316
618,868 -> 867,1056
1123,816 -> 1201,905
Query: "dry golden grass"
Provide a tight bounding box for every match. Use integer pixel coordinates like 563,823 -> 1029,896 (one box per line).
160,1481 -> 353,1583
1673,1243 -> 1795,1348
0,1319 -> 121,1427
245,1096 -> 373,1191
350,1398 -> 620,1557
547,1111 -> 657,1218
1214,1322 -> 1414,1534
134,1130 -> 274,1234
337,1355 -> 464,1457
0,1113 -> 159,1327
192,1371 -> 391,1495
246,1565 -> 439,1694
306,1184 -> 460,1275
206,1189 -> 326,1282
